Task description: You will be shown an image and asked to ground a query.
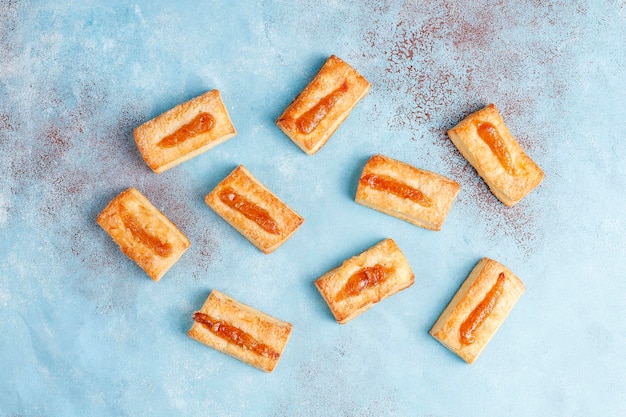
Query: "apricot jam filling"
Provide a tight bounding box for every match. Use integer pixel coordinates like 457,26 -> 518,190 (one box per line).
459,272 -> 506,345
120,210 -> 172,257
335,264 -> 389,301
218,187 -> 279,234
193,312 -> 279,359
158,112 -> 215,148
475,121 -> 516,175
296,82 -> 348,134
361,174 -> 433,207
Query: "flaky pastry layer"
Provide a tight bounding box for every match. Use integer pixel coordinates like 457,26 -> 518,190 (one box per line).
276,55 -> 370,155
134,90 -> 236,173
205,165 -> 304,254
447,104 -> 543,206
430,257 -> 525,364
315,239 -> 414,324
188,290 -> 293,372
356,154 -> 460,231
96,188 -> 190,281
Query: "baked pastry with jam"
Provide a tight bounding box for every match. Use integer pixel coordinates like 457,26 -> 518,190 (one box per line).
96,188 -> 190,281
356,154 -> 460,231
134,90 -> 236,173
315,239 -> 414,324
430,257 -> 525,364
205,165 -> 304,254
276,55 -> 370,155
188,290 -> 293,372
447,104 -> 543,206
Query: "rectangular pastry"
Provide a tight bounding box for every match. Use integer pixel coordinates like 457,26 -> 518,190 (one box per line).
429,257 -> 525,364
134,90 -> 237,173
355,154 -> 460,231
447,103 -> 544,206
276,55 -> 370,155
205,165 -> 304,254
96,188 -> 191,281
314,239 -> 414,324
188,289 -> 293,372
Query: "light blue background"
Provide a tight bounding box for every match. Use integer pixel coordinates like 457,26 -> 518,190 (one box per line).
1,1 -> 625,416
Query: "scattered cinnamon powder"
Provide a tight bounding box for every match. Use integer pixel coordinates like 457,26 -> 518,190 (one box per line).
140,180 -> 222,281
2,54 -> 224,303
0,113 -> 19,135
359,0 -> 572,258
192,230 -> 221,280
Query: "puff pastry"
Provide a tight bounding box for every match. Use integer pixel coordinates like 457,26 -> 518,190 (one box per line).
447,103 -> 543,206
96,188 -> 190,281
134,90 -> 237,173
276,55 -> 370,155
430,258 -> 525,364
188,289 -> 293,372
205,165 -> 304,254
315,239 -> 414,324
355,154 -> 460,231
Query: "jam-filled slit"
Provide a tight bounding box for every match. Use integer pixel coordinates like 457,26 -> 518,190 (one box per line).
193,312 -> 280,359
360,173 -> 433,207
218,187 -> 280,235
158,112 -> 215,148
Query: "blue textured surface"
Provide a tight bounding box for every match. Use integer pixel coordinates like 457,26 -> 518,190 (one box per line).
1,1 -> 625,416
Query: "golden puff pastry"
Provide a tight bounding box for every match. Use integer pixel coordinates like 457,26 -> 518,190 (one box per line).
96,188 -> 190,281
430,258 -> 525,364
188,289 -> 293,373
276,55 -> 370,155
355,154 -> 460,231
447,103 -> 543,206
134,90 -> 236,173
205,165 -> 304,254
315,239 -> 414,324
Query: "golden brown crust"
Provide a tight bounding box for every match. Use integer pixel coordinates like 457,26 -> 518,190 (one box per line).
188,290 -> 293,372
276,55 -> 370,155
314,239 -> 414,324
355,154 -> 460,231
205,165 -> 304,254
96,188 -> 190,281
134,90 -> 237,173
429,258 -> 525,364
447,104 -> 543,206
